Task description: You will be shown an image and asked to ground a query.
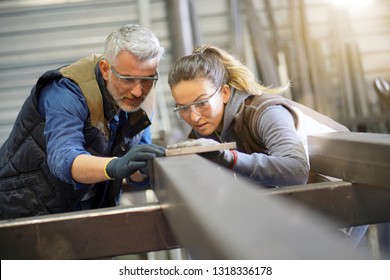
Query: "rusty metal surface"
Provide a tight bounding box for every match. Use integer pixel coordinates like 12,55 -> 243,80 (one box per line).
152,155 -> 367,259
0,203 -> 178,259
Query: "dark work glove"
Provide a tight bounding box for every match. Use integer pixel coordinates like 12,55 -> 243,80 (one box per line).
105,144 -> 165,179
167,138 -> 235,168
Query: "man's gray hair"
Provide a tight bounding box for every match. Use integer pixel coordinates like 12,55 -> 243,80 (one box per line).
104,24 -> 164,64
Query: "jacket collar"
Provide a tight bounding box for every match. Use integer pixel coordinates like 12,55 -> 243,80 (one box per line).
220,88 -> 250,140
95,63 -> 119,122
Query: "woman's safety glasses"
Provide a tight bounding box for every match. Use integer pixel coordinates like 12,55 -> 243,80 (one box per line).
173,87 -> 221,120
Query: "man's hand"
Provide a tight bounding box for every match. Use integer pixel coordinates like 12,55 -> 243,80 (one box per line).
167,138 -> 236,168
105,144 -> 165,179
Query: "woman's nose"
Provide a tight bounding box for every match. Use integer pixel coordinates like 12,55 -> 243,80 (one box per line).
190,107 -> 201,122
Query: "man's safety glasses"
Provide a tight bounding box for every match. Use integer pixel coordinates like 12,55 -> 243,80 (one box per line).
109,64 -> 159,90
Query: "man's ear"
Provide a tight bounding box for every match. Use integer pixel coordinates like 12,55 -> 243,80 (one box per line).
99,60 -> 110,81
222,84 -> 231,104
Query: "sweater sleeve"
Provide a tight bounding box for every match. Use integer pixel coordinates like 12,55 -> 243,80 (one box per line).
232,105 -> 309,187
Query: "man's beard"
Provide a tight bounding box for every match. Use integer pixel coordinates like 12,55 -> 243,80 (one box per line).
107,82 -> 143,113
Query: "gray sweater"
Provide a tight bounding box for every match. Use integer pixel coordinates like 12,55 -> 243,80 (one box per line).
192,89 -> 309,187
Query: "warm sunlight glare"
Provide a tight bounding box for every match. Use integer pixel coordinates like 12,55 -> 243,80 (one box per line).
328,0 -> 374,9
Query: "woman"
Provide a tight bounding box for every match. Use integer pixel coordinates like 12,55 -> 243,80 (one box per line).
167,45 -> 348,187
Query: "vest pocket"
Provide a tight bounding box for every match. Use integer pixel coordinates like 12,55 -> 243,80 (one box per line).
0,171 -> 53,219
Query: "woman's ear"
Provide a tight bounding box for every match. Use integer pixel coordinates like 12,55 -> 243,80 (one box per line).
99,60 -> 110,81
222,84 -> 231,104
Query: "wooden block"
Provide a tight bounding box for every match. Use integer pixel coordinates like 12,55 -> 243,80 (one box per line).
165,142 -> 236,157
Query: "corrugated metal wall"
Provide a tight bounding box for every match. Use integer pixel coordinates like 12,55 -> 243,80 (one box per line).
1,0 -> 390,146
0,0 -> 172,145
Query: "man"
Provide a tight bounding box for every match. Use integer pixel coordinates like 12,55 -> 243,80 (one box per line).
0,24 -> 166,219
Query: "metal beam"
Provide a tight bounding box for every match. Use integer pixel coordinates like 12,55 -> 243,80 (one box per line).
0,203 -> 178,259
152,155 -> 367,259
2,132 -> 386,260
264,181 -> 390,227
308,132 -> 390,189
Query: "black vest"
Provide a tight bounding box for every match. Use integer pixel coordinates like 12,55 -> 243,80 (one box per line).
0,55 -> 151,219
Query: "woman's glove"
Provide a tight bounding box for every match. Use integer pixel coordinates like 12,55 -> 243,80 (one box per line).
105,144 -> 165,179
167,138 -> 236,169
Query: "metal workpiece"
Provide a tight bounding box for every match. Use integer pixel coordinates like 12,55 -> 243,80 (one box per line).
0,203 -> 178,259
308,132 -> 390,188
264,181 -> 390,227
151,155 -> 366,260
1,132 -> 387,260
